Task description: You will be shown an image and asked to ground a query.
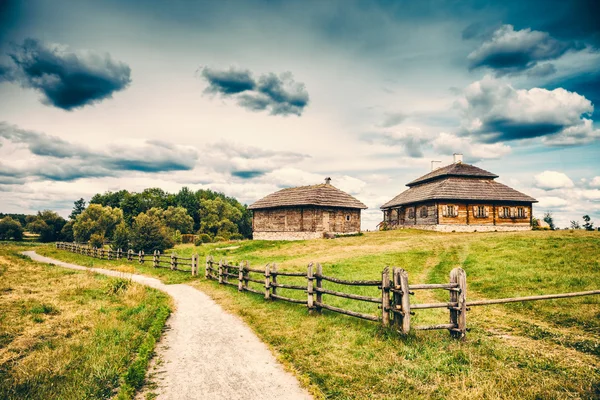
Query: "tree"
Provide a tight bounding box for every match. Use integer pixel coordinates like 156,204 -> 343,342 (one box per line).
0,217 -> 24,240
162,206 -> 194,234
570,220 -> 581,229
543,212 -> 555,231
129,212 -> 173,252
197,197 -> 243,237
69,198 -> 86,220
112,222 -> 130,250
26,210 -> 66,242
61,220 -> 74,242
582,215 -> 595,231
73,204 -> 124,243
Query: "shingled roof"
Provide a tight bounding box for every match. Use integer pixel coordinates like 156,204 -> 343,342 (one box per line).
407,163 -> 498,187
249,183 -> 368,210
381,163 -> 537,209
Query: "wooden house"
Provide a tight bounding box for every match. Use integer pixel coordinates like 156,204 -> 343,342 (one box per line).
380,155 -> 537,232
249,178 -> 368,240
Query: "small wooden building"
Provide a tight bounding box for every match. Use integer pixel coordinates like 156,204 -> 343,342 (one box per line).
380,156 -> 537,232
249,178 -> 368,240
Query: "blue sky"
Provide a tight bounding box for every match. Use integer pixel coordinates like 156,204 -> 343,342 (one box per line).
1,0 -> 599,229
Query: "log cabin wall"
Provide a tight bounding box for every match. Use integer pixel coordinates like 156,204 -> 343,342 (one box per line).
253,207 -> 361,233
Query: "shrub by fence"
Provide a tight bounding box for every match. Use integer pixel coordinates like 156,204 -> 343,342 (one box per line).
56,242 -> 600,339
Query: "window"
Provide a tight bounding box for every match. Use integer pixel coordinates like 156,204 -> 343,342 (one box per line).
408,208 -> 415,219
419,206 -> 428,218
502,207 -> 511,218
475,206 -> 486,218
446,205 -> 458,217
346,215 -> 351,221
517,207 -> 525,219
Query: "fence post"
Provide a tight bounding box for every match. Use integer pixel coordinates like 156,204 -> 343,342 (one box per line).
264,264 -> 271,300
223,258 -> 228,284
450,268 -> 467,340
243,261 -> 249,291
205,255 -> 211,279
107,248 -> 112,261
100,248 -> 105,260
138,251 -> 142,264
315,263 -> 323,313
381,266 -> 390,327
191,254 -> 197,276
171,253 -> 176,270
307,263 -> 314,312
238,262 -> 244,291
271,263 -> 278,297
218,260 -> 223,284
398,268 -> 411,334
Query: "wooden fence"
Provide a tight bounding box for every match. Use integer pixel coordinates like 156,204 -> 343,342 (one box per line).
55,242 -> 200,276
56,242 -> 600,339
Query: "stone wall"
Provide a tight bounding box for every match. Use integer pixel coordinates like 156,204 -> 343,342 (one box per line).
395,224 -> 532,232
253,231 -> 325,241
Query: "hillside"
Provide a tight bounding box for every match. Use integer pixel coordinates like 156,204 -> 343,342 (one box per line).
39,230 -> 600,399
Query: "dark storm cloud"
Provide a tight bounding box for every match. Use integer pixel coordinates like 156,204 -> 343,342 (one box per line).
231,170 -> 266,179
481,119 -> 565,142
0,122 -> 198,182
201,67 -> 256,95
468,25 -> 575,75
3,38 -> 131,110
200,67 -> 309,116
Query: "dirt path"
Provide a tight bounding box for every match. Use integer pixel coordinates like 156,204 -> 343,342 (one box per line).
23,251 -> 312,400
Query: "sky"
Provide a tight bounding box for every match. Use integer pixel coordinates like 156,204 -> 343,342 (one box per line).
1,0 -> 599,230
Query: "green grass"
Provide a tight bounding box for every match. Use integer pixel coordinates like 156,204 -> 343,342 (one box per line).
0,242 -> 171,400
37,230 -> 600,399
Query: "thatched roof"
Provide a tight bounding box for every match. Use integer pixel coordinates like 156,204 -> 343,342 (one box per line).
407,163 -> 498,187
382,163 -> 537,209
249,184 -> 368,210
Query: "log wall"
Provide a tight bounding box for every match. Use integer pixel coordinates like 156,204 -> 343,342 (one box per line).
384,202 -> 532,230
253,206 -> 361,235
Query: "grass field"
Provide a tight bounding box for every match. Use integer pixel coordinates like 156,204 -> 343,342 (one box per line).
0,242 -> 171,400
38,230 -> 600,399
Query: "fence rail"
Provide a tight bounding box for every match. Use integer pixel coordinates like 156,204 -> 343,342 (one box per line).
55,242 -> 600,339
56,242 -> 200,276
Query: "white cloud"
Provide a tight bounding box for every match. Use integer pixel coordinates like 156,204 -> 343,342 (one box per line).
432,132 -> 511,161
458,76 -> 597,145
590,176 -> 600,188
534,171 -> 574,190
537,196 -> 569,208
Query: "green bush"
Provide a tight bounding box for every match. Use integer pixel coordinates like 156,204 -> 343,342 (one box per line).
194,233 -> 212,246
229,233 -> 244,240
213,235 -> 226,243
171,229 -> 183,244
0,217 -> 24,240
89,233 -> 105,248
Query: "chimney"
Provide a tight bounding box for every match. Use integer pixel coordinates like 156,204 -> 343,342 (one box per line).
325,177 -> 331,185
453,153 -> 463,163
431,161 -> 441,171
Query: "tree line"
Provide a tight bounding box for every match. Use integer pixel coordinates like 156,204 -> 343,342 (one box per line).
0,187 -> 253,251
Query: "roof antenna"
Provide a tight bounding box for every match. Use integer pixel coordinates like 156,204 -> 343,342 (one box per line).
325,177 -> 331,185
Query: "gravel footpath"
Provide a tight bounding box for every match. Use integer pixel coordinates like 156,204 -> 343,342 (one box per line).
23,251 -> 312,400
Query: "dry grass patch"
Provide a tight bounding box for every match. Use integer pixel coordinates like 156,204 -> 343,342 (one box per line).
0,244 -> 171,400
